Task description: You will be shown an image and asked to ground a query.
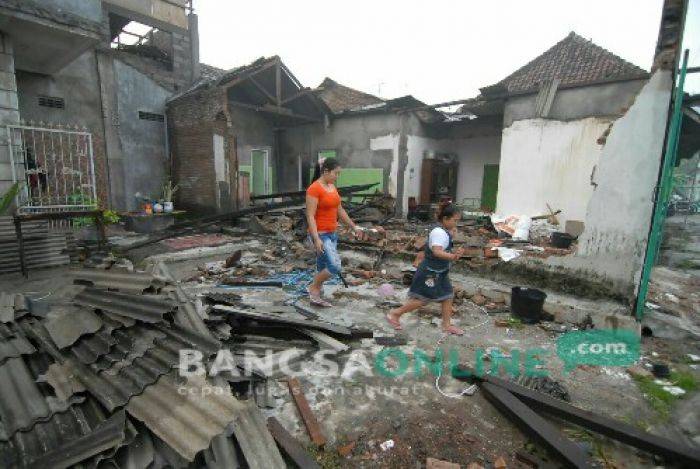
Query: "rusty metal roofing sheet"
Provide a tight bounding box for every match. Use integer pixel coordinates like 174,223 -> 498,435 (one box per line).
72,269 -> 165,293
126,372 -> 252,462
73,288 -> 173,324
45,307 -> 103,349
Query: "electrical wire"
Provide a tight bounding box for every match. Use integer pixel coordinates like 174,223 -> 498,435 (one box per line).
434,300 -> 490,399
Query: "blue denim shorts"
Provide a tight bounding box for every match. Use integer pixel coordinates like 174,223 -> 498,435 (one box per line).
311,232 -> 341,275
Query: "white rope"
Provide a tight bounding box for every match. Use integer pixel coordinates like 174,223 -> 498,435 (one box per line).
434,300 -> 490,398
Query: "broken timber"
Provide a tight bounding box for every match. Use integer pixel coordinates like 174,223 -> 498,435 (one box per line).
480,382 -> 590,469
297,328 -> 349,352
478,372 -> 700,467
267,417 -> 321,469
121,183 -> 378,252
250,182 -> 378,201
213,305 -> 352,336
287,377 -> 326,447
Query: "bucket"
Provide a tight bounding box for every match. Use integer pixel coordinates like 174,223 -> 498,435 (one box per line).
511,287 -> 547,323
551,232 -> 575,249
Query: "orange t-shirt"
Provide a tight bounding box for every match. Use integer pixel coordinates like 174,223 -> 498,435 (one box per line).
307,180 -> 341,233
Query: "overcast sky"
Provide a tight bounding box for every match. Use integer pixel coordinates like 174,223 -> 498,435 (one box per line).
196,0 -> 699,103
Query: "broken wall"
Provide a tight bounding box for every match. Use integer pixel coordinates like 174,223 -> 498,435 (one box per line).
167,90 -> 277,214
497,118 -> 611,227
278,112 -> 412,198
496,79 -> 646,226
551,70 -> 674,296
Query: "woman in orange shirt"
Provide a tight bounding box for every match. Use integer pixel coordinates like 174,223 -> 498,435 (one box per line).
305,158 -> 363,307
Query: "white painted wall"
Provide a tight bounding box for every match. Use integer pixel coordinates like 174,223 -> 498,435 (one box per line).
370,133 -> 399,198
552,70 -> 674,295
496,117 -> 612,227
213,133 -> 226,209
403,135 -> 501,214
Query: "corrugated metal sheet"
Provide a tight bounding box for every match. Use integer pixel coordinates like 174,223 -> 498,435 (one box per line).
73,288 -> 172,324
72,269 -> 165,293
44,307 -> 103,349
228,398 -> 286,469
154,262 -> 212,337
0,323 -> 35,365
70,329 -> 119,365
0,400 -> 130,469
0,356 -> 82,438
0,235 -> 71,275
126,373 -> 251,462
0,217 -> 48,240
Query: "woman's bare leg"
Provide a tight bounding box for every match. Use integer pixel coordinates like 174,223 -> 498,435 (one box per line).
387,298 -> 425,329
441,298 -> 463,335
309,269 -> 332,296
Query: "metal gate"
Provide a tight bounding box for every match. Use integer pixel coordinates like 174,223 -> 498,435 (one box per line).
6,122 -> 97,214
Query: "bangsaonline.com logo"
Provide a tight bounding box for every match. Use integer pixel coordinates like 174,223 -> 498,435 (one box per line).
178,328 -> 640,386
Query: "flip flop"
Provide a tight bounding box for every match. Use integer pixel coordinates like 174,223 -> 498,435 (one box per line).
307,288 -> 332,308
386,313 -> 403,330
442,325 -> 464,336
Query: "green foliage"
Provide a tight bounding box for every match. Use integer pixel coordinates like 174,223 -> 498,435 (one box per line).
631,370 -> 697,419
102,209 -> 121,224
0,182 -> 22,215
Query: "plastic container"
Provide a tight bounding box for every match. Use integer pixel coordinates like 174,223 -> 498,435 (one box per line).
511,287 -> 547,324
551,231 -> 575,248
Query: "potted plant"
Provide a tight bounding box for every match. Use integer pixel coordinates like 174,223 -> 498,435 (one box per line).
162,179 -> 179,213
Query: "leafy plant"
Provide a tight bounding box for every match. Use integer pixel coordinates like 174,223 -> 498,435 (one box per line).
0,182 -> 22,215
162,179 -> 179,203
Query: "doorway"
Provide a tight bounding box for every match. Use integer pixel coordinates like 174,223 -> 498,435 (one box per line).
250,149 -> 269,196
481,164 -> 499,211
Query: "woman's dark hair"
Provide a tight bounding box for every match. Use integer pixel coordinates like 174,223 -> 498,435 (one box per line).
437,203 -> 459,221
312,157 -> 341,180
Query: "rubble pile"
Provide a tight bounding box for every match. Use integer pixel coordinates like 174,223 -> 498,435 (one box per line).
0,263 -> 361,468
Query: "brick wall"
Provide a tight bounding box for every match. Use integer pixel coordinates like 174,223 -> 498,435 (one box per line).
167,86 -> 228,214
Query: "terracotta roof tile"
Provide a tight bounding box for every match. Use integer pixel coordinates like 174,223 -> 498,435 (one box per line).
315,78 -> 384,114
485,32 -> 648,95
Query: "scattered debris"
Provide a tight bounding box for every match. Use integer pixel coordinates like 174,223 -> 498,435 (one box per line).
379,439 -> 395,451
287,377 -> 327,447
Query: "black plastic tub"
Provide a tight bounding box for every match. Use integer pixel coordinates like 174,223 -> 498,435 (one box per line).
551,231 -> 575,249
511,287 -> 547,323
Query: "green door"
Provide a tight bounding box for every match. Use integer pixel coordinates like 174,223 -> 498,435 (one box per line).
481,164 -> 499,211
251,150 -> 267,195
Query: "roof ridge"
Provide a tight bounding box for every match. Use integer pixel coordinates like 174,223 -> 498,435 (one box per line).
486,31 -> 648,95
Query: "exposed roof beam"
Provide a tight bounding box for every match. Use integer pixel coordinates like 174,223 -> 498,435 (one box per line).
248,75 -> 277,104
229,100 -> 321,123
281,88 -> 315,105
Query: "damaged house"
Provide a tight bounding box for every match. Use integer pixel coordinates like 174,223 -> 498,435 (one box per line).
0,0 -> 200,213
166,28 -> 680,299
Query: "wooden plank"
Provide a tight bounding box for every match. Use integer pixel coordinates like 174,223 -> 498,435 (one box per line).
287,377 -> 326,447
213,305 -> 352,336
267,416 -> 321,469
426,458 -> 460,469
480,382 -> 590,469
297,328 -> 349,352
476,372 -> 700,467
